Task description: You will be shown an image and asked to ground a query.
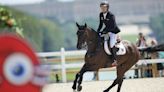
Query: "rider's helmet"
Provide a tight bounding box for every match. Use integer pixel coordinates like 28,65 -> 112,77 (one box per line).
100,1 -> 109,8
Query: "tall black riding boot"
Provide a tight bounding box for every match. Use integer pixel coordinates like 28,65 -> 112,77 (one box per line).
111,47 -> 118,66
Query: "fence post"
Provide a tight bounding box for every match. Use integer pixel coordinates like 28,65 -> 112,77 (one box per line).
61,48 -> 67,83
96,71 -> 99,81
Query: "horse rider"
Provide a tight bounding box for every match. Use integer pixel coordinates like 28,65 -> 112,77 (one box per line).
97,1 -> 120,66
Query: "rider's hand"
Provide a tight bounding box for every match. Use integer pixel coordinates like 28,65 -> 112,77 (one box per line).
98,32 -> 102,36
102,31 -> 108,34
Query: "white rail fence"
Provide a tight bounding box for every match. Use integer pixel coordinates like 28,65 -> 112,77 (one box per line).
37,48 -> 164,83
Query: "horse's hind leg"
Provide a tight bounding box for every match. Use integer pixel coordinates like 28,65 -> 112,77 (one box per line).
117,77 -> 123,92
104,65 -> 125,92
115,65 -> 125,92
103,77 -> 123,92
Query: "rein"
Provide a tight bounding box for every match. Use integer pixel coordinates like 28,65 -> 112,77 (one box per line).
84,28 -> 102,56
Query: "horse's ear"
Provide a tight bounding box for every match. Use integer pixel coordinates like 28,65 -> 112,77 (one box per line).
76,22 -> 80,28
84,23 -> 87,28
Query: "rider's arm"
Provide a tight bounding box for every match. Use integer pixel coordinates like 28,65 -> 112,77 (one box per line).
108,14 -> 120,34
109,15 -> 116,31
97,13 -> 103,33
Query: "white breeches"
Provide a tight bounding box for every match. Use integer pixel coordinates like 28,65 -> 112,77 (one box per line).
108,32 -> 117,48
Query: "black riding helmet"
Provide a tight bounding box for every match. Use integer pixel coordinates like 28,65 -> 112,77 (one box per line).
100,1 -> 109,8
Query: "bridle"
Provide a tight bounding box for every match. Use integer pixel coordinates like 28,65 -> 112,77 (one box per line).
84,28 -> 99,48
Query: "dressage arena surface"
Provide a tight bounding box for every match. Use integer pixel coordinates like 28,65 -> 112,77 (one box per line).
43,78 -> 164,92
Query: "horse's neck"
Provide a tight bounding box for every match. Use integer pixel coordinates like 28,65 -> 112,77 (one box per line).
86,30 -> 99,53
87,41 -> 97,53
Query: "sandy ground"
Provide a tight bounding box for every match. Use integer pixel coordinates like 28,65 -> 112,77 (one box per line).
42,78 -> 164,92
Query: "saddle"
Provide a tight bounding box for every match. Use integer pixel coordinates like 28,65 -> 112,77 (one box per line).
100,33 -> 126,55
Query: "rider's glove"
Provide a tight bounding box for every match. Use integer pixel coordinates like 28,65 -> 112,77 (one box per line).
102,31 -> 108,34
98,32 -> 102,36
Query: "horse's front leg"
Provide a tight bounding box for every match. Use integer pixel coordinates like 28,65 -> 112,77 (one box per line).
72,72 -> 80,91
72,64 -> 87,91
77,69 -> 86,91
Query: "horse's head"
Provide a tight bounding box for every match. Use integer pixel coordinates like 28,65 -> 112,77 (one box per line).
76,22 -> 97,50
76,22 -> 88,49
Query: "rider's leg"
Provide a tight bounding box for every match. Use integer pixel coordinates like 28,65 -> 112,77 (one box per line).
109,32 -> 118,66
111,47 -> 118,66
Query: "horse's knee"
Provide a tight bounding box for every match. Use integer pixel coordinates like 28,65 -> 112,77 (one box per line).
72,73 -> 80,90
73,73 -> 80,83
76,73 -> 80,78
78,73 -> 84,84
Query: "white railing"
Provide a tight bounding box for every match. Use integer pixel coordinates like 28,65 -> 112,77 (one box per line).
37,48 -> 86,83
37,48 -> 164,83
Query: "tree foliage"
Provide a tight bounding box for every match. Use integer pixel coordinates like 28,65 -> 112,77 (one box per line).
0,6 -> 64,52
150,14 -> 164,44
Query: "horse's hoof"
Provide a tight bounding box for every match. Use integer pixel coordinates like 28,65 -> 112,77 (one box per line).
72,85 -> 76,90
77,85 -> 82,91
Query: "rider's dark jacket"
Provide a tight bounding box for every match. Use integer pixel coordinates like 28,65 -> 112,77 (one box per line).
97,11 -> 120,34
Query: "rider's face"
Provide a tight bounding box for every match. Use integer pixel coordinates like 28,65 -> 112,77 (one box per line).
100,5 -> 108,13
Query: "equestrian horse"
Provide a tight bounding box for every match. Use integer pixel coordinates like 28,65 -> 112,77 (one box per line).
72,23 -> 140,92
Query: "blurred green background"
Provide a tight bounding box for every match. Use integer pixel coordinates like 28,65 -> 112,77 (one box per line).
0,0 -> 164,52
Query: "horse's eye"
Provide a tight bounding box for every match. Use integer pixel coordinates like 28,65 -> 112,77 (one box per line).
77,31 -> 83,36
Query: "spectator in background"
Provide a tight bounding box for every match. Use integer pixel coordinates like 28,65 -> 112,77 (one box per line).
135,32 -> 148,78
136,32 -> 148,49
136,32 -> 149,59
147,39 -> 158,77
150,39 -> 158,59
151,40 -> 164,77
159,52 -> 164,77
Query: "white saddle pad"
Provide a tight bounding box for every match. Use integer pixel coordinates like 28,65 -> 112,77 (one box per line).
104,41 -> 126,55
